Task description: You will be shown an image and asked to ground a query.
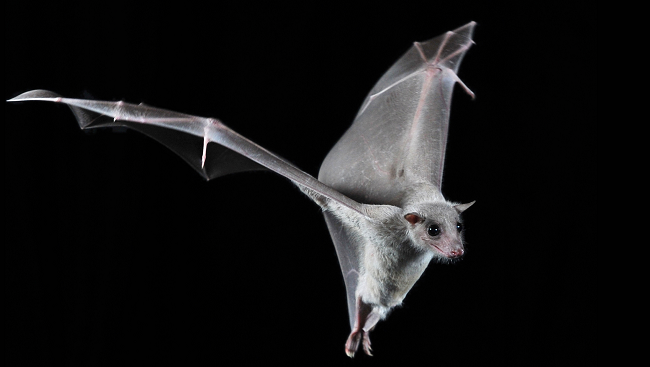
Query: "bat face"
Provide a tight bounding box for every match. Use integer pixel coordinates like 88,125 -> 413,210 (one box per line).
404,202 -> 466,260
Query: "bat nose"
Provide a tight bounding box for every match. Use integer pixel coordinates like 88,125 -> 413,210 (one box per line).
449,249 -> 464,258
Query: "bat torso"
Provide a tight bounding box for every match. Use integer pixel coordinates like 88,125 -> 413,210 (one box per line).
358,221 -> 434,309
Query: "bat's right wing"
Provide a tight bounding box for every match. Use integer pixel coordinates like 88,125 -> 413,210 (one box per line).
8,89 -> 367,216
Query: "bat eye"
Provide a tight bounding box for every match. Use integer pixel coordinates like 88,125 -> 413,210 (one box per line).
456,222 -> 463,232
427,224 -> 441,237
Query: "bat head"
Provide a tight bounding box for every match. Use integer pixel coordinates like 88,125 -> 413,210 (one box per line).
403,201 -> 475,261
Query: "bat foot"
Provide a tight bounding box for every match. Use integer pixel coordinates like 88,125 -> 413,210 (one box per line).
345,330 -> 362,358
362,332 -> 373,356
345,330 -> 374,357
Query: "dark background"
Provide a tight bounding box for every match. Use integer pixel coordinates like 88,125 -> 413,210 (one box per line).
5,2 -> 596,366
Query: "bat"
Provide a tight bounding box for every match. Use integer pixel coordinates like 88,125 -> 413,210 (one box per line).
7,21 -> 476,357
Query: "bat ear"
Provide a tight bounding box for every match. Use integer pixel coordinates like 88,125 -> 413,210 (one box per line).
453,201 -> 476,214
404,213 -> 424,225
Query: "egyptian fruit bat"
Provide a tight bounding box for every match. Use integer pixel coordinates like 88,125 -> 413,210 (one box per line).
7,21 -> 477,357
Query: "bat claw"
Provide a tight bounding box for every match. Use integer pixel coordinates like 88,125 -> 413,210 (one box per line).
448,69 -> 474,99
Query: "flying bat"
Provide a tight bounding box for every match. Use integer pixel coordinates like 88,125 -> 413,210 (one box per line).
8,21 -> 477,357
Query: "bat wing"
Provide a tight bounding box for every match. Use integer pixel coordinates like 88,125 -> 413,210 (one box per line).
318,22 -> 476,206
323,211 -> 362,328
8,89 -> 365,215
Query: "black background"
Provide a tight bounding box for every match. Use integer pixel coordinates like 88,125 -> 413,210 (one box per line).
5,2 -> 596,366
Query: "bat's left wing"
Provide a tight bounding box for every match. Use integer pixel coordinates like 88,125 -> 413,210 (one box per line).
8,89 -> 366,215
319,22 -> 476,206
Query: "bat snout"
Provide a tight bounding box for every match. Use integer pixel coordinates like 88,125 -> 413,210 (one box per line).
430,243 -> 464,258
449,248 -> 464,258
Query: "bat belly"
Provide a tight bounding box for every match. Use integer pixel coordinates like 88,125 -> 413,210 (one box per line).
358,247 -> 432,309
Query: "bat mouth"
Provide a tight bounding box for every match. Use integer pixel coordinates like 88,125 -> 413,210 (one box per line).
431,245 -> 464,259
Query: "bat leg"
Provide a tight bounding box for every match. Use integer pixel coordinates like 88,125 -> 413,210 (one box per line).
345,298 -> 381,357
